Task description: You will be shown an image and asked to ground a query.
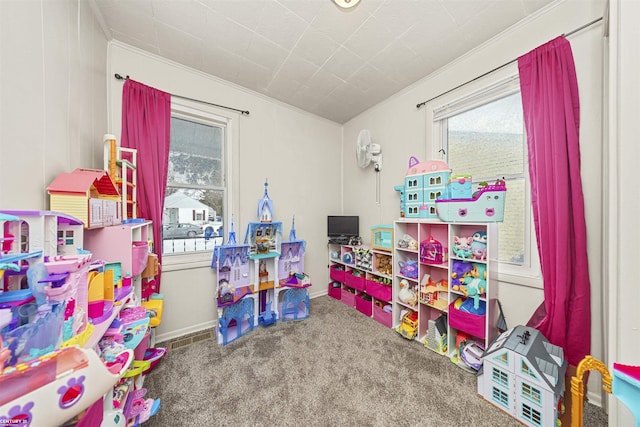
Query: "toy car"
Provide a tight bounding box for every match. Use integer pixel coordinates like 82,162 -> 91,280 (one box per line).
397,310 -> 418,340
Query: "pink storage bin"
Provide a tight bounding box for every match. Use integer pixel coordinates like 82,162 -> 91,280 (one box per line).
131,241 -> 149,276
344,270 -> 365,291
366,280 -> 392,302
448,301 -> 486,339
340,288 -> 355,307
328,282 -> 341,300
373,303 -> 392,328
329,264 -> 345,282
355,294 -> 372,317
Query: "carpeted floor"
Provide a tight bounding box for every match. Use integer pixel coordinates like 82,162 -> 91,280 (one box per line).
143,296 -> 607,426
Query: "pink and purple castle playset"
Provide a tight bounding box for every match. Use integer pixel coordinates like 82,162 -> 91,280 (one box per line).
211,181 -> 311,345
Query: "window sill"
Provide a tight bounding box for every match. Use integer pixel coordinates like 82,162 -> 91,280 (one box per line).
162,252 -> 212,272
498,271 -> 543,289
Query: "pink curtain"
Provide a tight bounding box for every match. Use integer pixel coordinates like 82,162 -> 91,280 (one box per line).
518,36 -> 590,366
121,79 -> 171,291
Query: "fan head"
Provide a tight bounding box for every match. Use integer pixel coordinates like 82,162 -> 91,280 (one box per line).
356,129 -> 382,170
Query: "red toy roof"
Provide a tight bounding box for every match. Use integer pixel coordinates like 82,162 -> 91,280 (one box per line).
47,168 -> 120,197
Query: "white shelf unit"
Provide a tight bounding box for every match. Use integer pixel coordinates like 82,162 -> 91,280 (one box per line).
328,243 -> 393,327
392,219 -> 499,358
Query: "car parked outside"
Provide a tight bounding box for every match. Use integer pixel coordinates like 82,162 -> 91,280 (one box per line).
163,223 -> 204,239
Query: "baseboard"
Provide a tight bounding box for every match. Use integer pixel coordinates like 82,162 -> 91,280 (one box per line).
155,320 -> 216,344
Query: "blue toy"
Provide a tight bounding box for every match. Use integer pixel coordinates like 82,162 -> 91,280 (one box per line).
471,230 -> 487,261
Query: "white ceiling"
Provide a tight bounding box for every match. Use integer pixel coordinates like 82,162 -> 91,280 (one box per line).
93,0 -> 555,123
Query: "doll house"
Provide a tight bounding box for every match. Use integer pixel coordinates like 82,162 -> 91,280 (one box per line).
47,168 -> 122,229
212,182 -> 311,344
477,325 -> 567,427
212,218 -> 254,345
394,157 -> 451,219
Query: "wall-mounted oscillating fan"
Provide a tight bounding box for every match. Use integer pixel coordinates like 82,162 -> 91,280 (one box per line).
356,129 -> 382,171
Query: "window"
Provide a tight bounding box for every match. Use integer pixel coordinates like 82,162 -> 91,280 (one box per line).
163,99 -> 231,258
521,403 -> 542,426
431,74 -> 541,287
521,383 -> 542,406
492,386 -> 509,408
492,367 -> 509,387
521,359 -> 538,380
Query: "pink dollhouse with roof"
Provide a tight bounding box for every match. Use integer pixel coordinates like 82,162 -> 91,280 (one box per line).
47,168 -> 122,229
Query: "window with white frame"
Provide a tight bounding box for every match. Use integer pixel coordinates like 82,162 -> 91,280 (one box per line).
162,100 -> 230,257
431,75 -> 541,286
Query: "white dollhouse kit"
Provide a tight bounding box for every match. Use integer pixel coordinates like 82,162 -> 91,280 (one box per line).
477,325 -> 567,427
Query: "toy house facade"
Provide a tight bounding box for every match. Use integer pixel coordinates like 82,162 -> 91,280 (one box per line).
477,325 -> 567,427
47,168 -> 122,229
398,157 -> 451,219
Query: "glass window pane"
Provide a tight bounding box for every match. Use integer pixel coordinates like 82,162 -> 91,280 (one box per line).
445,92 -> 526,266
447,93 -> 524,179
168,117 -> 223,187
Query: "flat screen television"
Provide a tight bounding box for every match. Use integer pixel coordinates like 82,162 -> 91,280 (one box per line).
327,215 -> 359,237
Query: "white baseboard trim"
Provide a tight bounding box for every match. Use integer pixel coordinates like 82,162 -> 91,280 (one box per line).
155,320 -> 216,344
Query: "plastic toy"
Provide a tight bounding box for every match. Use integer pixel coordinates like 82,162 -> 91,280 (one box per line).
398,259 -> 418,279
396,310 -> 418,340
571,356 -> 640,427
394,157 -> 451,218
478,325 -> 567,427
451,236 -> 473,259
397,234 -> 417,250
0,347 -> 134,427
47,168 -> 122,229
450,260 -> 474,292
420,236 -> 446,264
398,279 -> 417,307
470,230 -> 487,260
435,178 -> 507,222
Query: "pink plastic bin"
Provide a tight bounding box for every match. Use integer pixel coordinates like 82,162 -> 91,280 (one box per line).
328,282 -> 341,300
448,301 -> 486,339
373,304 -> 392,328
355,294 -> 372,317
365,280 -> 392,302
340,288 -> 355,307
329,264 -> 345,282
131,241 -> 149,276
344,270 -> 365,291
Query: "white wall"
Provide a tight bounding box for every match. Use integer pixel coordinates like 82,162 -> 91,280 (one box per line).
608,0 -> 640,425
341,0 -> 606,403
0,0 -> 108,208
106,43 -> 343,341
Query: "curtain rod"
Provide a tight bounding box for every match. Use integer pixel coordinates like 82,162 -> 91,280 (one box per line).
114,73 -> 250,116
415,16 -> 603,110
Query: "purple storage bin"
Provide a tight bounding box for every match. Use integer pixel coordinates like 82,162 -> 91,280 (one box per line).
448,301 -> 486,339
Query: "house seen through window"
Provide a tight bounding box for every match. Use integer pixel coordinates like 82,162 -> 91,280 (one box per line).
163,113 -> 226,255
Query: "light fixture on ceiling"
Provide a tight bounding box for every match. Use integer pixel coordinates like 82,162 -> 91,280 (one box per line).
333,0 -> 360,9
